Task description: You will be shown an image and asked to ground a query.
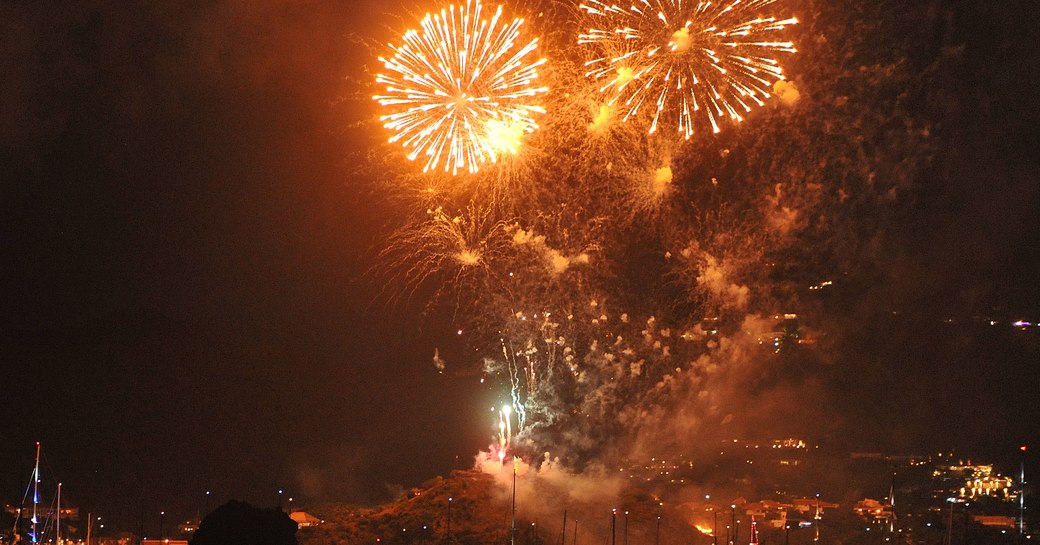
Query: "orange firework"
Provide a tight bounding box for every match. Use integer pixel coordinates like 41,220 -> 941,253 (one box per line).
375,0 -> 548,175
579,0 -> 797,138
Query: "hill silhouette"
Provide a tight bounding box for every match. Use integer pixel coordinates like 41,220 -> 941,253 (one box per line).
192,500 -> 298,545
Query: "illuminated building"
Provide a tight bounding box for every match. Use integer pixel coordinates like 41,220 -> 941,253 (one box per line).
972,515 -> 1017,529
290,511 -> 322,528
852,498 -> 895,525
959,465 -> 1016,500
933,462 -> 1020,502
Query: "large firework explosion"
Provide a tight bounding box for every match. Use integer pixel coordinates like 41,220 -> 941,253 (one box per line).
374,0 -> 549,174
578,0 -> 797,138
369,0 -> 942,471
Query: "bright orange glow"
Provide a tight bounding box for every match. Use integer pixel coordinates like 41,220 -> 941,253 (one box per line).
456,249 -> 482,266
579,0 -> 797,139
375,0 -> 548,174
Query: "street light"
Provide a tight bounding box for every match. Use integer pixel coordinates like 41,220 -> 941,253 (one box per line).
711,509 -> 718,545
511,461 -> 518,545
86,515 -> 101,545
963,502 -> 971,543
611,509 -> 617,545
1020,445 -> 1028,537
447,497 -> 453,543
730,505 -> 737,545
705,494 -> 714,545
561,509 -> 568,545
160,511 -> 165,540
814,493 -> 821,543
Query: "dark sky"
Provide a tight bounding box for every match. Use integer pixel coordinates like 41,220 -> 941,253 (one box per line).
2,0 -> 1038,537
2,0 -> 491,534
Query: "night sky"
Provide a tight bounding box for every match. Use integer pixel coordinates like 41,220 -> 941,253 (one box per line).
2,0 -> 1038,537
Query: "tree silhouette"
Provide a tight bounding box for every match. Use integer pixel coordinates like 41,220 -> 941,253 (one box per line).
191,500 -> 297,545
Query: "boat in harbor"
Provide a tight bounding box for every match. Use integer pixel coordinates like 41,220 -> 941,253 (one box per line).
6,442 -> 77,545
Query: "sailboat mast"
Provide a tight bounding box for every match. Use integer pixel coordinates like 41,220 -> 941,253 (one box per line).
56,482 -> 62,545
32,441 -> 41,544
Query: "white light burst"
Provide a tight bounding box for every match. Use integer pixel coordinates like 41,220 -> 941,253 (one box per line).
375,1 -> 549,175
579,0 -> 797,138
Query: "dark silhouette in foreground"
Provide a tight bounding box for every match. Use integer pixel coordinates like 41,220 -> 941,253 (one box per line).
191,500 -> 297,545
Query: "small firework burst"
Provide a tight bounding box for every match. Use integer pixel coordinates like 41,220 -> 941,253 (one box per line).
377,204 -> 513,309
375,0 -> 549,174
579,0 -> 797,138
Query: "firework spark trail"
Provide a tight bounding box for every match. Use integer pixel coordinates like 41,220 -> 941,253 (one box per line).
499,404 -> 513,457
370,169 -> 784,465
377,204 -> 515,310
364,0 -> 950,481
483,305 -> 587,447
367,1 -> 815,471
478,290 -> 730,462
578,0 -> 797,139
375,0 -> 549,174
493,309 -> 570,435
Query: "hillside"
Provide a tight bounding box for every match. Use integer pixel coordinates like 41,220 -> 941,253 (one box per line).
299,469 -> 711,545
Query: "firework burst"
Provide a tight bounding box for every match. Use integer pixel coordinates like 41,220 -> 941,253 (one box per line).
377,204 -> 515,312
579,0 -> 797,138
375,0 -> 549,175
